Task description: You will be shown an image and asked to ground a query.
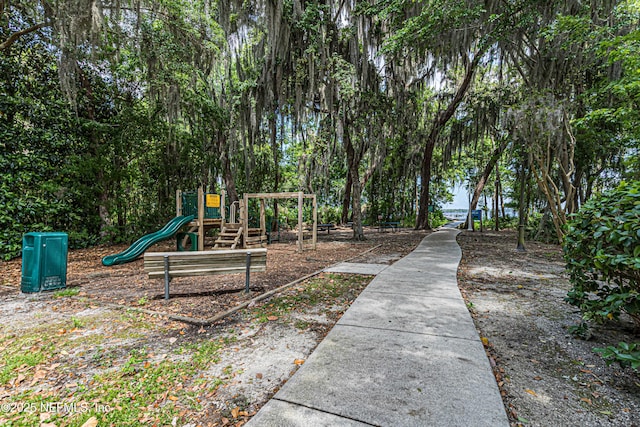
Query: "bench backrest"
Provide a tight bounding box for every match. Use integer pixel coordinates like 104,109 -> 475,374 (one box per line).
144,249 -> 267,279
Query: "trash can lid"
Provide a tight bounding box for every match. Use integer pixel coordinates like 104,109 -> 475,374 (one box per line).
24,232 -> 68,237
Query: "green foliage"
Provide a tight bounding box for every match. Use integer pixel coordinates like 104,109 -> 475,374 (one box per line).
565,181 -> 640,326
319,206 -> 341,224
564,181 -> 640,325
593,342 -> 640,371
0,38 -> 103,259
564,181 -> 640,367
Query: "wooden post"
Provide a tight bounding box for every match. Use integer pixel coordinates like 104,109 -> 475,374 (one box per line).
221,189 -> 226,224
260,198 -> 266,240
297,191 -> 304,253
312,194 -> 317,249
243,193 -> 249,249
176,189 -> 182,217
245,252 -> 251,293
164,255 -> 171,300
198,186 -> 205,251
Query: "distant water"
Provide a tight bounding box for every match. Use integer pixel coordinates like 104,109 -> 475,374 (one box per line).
442,209 -> 470,220
442,208 -> 516,220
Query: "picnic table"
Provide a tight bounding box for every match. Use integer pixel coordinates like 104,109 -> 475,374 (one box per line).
318,223 -> 337,234
378,221 -> 400,232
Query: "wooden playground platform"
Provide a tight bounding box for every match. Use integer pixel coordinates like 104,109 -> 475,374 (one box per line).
176,188 -> 318,253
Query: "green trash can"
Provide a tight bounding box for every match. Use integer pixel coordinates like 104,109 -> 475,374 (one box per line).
21,232 -> 68,293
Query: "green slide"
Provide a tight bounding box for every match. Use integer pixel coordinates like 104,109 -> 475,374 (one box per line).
101,215 -> 195,266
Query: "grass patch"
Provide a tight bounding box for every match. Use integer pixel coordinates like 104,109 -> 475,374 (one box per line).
252,273 -> 371,322
53,287 -> 80,298
0,347 -> 47,385
2,333 -> 229,426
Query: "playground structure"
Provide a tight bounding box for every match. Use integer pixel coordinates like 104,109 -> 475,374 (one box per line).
240,192 -> 318,252
177,188 -> 318,253
101,215 -> 195,266
102,188 -> 317,265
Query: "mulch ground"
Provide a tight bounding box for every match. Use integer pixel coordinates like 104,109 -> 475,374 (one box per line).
1,227 -> 430,320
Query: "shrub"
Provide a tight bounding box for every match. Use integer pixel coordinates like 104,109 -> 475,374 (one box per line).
564,180 -> 640,369
593,342 -> 640,371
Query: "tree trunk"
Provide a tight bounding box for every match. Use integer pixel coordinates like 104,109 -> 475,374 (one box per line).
462,138 -> 509,229
344,130 -> 365,240
341,171 -> 352,225
218,134 -> 238,203
351,171 -> 365,240
416,51 -> 484,229
516,160 -> 528,252
271,108 -> 281,230
416,140 -> 435,229
494,163 -> 500,231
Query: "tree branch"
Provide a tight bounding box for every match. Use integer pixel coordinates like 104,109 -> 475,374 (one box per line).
0,22 -> 48,52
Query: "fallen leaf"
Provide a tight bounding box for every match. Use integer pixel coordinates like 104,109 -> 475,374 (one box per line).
580,397 -> 592,405
256,373 -> 263,379
533,376 -> 543,381
14,373 -> 26,386
293,359 -> 305,366
168,395 -> 178,401
524,389 -> 537,397
231,407 -> 240,418
480,337 -> 489,346
266,316 -> 279,321
81,417 -> 99,427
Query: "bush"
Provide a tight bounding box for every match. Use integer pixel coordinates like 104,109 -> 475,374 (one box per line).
593,342 -> 640,371
564,180 -> 640,369
564,181 -> 640,325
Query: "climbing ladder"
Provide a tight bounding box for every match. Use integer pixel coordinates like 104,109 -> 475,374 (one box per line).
214,223 -> 244,250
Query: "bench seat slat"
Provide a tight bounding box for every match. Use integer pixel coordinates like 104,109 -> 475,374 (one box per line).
143,255 -> 266,266
144,258 -> 266,270
147,265 -> 266,278
144,248 -> 266,260
144,261 -> 266,271
143,249 -> 266,275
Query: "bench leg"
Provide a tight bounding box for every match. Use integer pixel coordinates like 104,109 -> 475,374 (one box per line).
245,252 -> 252,294
164,255 -> 171,300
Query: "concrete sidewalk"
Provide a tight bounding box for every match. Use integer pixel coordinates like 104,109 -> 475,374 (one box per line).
247,228 -> 509,426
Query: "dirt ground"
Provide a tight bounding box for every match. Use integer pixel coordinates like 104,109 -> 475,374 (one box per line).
1,227 -> 427,319
0,226 -> 638,426
457,230 -> 640,427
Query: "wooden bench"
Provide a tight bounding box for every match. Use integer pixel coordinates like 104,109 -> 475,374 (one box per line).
378,221 -> 400,232
144,249 -> 267,299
